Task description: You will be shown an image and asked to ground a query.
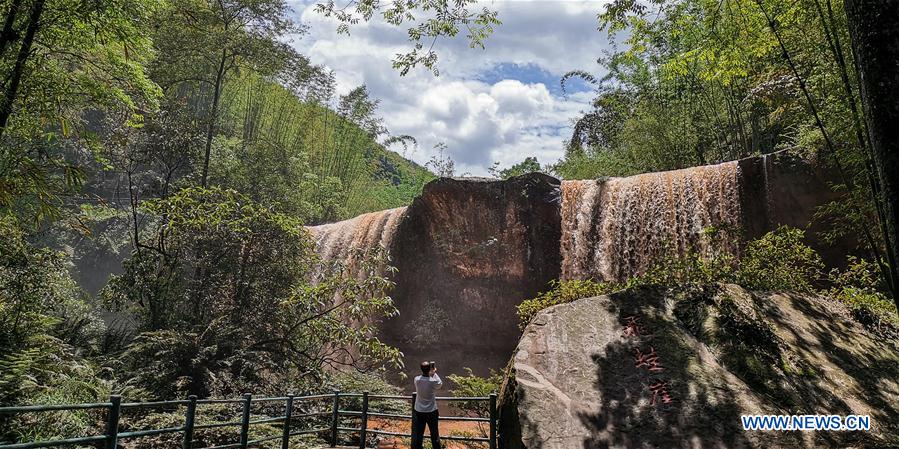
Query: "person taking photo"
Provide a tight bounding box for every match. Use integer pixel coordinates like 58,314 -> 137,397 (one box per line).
412,360 -> 442,449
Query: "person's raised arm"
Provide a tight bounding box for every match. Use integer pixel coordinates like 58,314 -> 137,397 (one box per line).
432,373 -> 443,390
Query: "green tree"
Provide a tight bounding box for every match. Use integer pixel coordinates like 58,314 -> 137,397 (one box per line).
211,74 -> 430,223
150,0 -> 300,187
844,0 -> 899,311
0,215 -> 110,443
426,142 -> 455,177
0,0 -> 160,224
489,156 -> 542,179
557,0 -> 896,309
103,187 -> 401,397
447,367 -> 503,436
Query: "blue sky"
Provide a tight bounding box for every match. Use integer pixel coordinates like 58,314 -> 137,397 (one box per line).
287,0 -> 612,175
475,63 -> 593,96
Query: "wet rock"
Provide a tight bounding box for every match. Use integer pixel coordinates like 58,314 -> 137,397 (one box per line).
381,173 -> 563,381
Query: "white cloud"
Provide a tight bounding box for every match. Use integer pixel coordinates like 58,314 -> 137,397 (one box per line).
288,0 -> 613,175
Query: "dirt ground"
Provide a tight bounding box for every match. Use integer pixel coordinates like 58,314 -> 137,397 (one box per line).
367,417 -> 488,449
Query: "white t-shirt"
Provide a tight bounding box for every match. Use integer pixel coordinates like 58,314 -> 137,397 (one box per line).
414,374 -> 443,412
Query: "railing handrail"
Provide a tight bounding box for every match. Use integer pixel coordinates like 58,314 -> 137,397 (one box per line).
337,393 -> 491,401
0,391 -> 500,449
0,393 -> 337,415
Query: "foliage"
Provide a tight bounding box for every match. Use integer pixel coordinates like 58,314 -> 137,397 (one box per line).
518,227 -> 826,328
213,75 -> 433,223
0,338 -> 110,444
828,256 -> 898,334
314,0 -> 500,75
517,279 -> 618,328
150,0 -> 298,91
119,401 -> 325,449
447,368 -> 502,418
0,3 -> 434,439
103,187 -> 401,398
559,0 -> 851,177
117,323 -> 274,399
632,236 -> 738,289
558,0 -> 891,302
736,226 -> 824,292
0,215 -> 110,443
328,371 -> 406,414
489,157 -> 542,180
1,0 -> 434,228
0,0 -> 431,442
425,142 -> 456,177
0,0 -> 162,225
149,0 -> 301,186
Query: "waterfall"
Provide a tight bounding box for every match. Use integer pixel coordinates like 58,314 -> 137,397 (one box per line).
307,207 -> 407,278
560,161 -> 743,282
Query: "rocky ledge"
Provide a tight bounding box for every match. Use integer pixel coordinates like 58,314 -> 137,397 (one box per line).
498,284 -> 899,448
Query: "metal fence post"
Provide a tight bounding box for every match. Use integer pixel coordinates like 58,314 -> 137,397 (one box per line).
105,395 -> 121,449
358,391 -> 369,449
281,394 -> 294,449
239,393 -> 252,449
330,390 -> 339,447
410,393 -> 417,448
489,393 -> 498,449
183,395 -> 197,449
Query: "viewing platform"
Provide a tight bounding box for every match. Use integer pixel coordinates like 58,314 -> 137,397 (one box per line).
0,391 -> 498,449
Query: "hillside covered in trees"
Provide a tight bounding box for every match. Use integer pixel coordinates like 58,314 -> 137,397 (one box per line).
0,0 -> 432,444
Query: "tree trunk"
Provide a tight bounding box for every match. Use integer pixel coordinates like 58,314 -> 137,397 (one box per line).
844,0 -> 899,308
0,0 -> 43,138
200,51 -> 227,187
0,0 -> 23,58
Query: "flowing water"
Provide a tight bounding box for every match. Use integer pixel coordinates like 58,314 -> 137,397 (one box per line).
560,161 -> 744,282
307,207 -> 407,278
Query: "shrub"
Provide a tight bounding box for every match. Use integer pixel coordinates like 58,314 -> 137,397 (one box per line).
517,279 -> 617,328
518,227 -> 827,328
628,248 -> 736,288
828,257 -> 898,335
327,371 -> 405,414
447,368 -> 503,418
736,226 -> 824,292
446,368 -> 503,441
326,371 -> 405,448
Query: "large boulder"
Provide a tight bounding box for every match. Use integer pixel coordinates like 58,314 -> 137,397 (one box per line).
499,284 -> 899,448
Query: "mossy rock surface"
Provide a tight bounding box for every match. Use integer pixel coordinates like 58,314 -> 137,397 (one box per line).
501,284 -> 899,448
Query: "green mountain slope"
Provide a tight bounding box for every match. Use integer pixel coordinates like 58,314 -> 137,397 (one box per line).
215,75 -> 433,224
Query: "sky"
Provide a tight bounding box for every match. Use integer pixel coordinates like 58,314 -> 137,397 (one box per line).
287,0 -> 614,176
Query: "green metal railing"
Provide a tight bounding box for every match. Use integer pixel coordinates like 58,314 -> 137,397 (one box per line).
0,391 -> 498,449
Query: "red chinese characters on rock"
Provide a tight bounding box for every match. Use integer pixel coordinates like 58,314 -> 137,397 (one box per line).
633,346 -> 665,373
649,381 -> 674,405
619,315 -> 675,408
621,315 -> 647,337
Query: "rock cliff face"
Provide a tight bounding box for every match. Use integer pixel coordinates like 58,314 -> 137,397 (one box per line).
381,174 -> 562,380
308,151 -> 854,381
499,284 -> 899,448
